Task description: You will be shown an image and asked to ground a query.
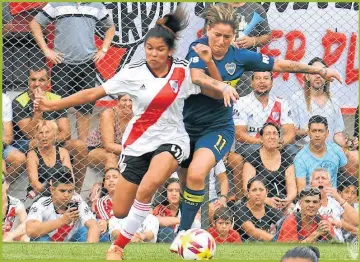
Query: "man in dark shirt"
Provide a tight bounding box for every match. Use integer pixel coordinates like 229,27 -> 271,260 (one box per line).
12,65 -> 88,192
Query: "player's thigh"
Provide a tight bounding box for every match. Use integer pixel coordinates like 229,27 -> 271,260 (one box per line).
113,154 -> 149,218
137,148 -> 179,201
189,129 -> 234,176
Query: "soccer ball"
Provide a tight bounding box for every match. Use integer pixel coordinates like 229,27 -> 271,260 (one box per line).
178,228 -> 216,260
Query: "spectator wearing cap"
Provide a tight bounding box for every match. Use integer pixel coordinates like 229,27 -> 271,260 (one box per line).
233,177 -> 283,242
208,207 -> 241,243
242,123 -> 296,210
294,115 -> 347,193
29,2 -> 115,141
26,167 -> 100,242
229,71 -> 296,200
275,187 -> 335,243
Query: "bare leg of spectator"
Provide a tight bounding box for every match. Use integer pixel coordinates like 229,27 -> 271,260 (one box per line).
76,112 -> 91,142
87,148 -> 109,170
344,150 -> 359,177
228,152 -> 244,201
65,139 -> 89,193
105,153 -> 119,170
5,150 -> 26,183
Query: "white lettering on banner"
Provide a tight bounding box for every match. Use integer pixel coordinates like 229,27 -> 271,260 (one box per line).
100,2 -> 358,109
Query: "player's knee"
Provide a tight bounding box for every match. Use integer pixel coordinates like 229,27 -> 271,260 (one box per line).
113,207 -> 128,219
228,152 -> 244,165
186,171 -> 205,187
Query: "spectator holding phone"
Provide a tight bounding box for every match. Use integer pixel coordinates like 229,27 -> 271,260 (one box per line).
26,167 -> 100,242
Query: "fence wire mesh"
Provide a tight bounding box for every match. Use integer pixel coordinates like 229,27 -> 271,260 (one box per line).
2,2 -> 359,245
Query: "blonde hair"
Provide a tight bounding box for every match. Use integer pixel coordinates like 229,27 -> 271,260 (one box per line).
310,168 -> 330,182
202,4 -> 239,32
36,120 -> 59,136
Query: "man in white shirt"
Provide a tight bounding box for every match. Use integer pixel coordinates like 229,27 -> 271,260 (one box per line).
291,57 -> 358,177
26,167 -> 100,242
229,71 -> 296,200
2,93 -> 26,183
307,168 -> 358,242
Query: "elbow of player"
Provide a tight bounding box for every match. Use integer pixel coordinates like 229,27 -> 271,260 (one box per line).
25,223 -> 40,238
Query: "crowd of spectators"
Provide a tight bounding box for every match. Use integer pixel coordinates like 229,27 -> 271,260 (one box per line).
2,2 -> 358,245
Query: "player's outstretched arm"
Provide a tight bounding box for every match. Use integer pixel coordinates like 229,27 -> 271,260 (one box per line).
34,86 -> 107,112
272,60 -> 343,83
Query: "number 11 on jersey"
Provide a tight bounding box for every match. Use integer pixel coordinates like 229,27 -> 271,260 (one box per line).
214,135 -> 227,152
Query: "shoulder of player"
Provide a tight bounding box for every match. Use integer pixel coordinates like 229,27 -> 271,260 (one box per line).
127,59 -> 147,69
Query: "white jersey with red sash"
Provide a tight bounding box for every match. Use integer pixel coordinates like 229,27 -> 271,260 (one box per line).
102,58 -> 201,157
94,194 -> 113,220
233,92 -> 293,136
2,195 -> 24,234
26,194 -> 95,242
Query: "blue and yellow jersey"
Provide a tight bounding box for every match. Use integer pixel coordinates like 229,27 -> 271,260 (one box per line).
184,37 -> 275,137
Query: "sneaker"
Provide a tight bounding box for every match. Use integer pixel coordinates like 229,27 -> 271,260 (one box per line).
169,230 -> 186,253
106,244 -> 124,260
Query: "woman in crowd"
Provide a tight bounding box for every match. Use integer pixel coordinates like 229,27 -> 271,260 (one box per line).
87,95 -> 132,170
242,123 -> 297,210
174,4 -> 342,250
233,177 -> 283,241
93,168 -> 121,242
153,178 -> 201,243
34,7 -> 238,259
26,120 -> 73,197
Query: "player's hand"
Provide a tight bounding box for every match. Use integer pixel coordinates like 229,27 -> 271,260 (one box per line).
60,207 -> 80,225
215,196 -> 227,208
235,36 -> 256,49
192,44 -> 213,63
267,197 -> 283,209
43,48 -> 64,64
222,85 -> 239,107
3,232 -> 15,242
319,67 -> 343,84
98,219 -> 108,234
93,49 -> 107,63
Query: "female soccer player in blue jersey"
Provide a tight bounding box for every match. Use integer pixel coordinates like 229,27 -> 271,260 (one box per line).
171,4 -> 342,252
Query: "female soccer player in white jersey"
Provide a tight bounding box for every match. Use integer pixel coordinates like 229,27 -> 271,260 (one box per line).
34,8 -> 238,260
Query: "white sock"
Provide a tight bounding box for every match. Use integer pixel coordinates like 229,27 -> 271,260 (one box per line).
120,200 -> 151,239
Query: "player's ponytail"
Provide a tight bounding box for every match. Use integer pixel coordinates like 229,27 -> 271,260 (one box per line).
280,246 -> 320,262
145,6 -> 189,49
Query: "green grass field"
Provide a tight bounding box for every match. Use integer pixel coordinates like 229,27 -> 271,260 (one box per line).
2,242 -> 353,260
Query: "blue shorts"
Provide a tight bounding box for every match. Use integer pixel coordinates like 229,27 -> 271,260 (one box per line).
181,128 -> 234,168
2,145 -> 19,159
12,139 -> 30,154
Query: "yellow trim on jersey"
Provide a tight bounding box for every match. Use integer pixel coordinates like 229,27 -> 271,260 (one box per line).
223,78 -> 240,88
15,91 -> 62,108
183,191 -> 204,203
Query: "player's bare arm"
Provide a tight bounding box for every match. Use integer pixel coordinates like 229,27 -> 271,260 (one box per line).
272,60 -> 342,83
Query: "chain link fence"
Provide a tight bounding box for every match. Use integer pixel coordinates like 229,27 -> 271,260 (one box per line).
2,2 -> 358,245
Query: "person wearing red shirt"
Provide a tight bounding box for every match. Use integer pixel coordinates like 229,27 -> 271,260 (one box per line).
276,187 -> 335,243
208,207 -> 241,244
